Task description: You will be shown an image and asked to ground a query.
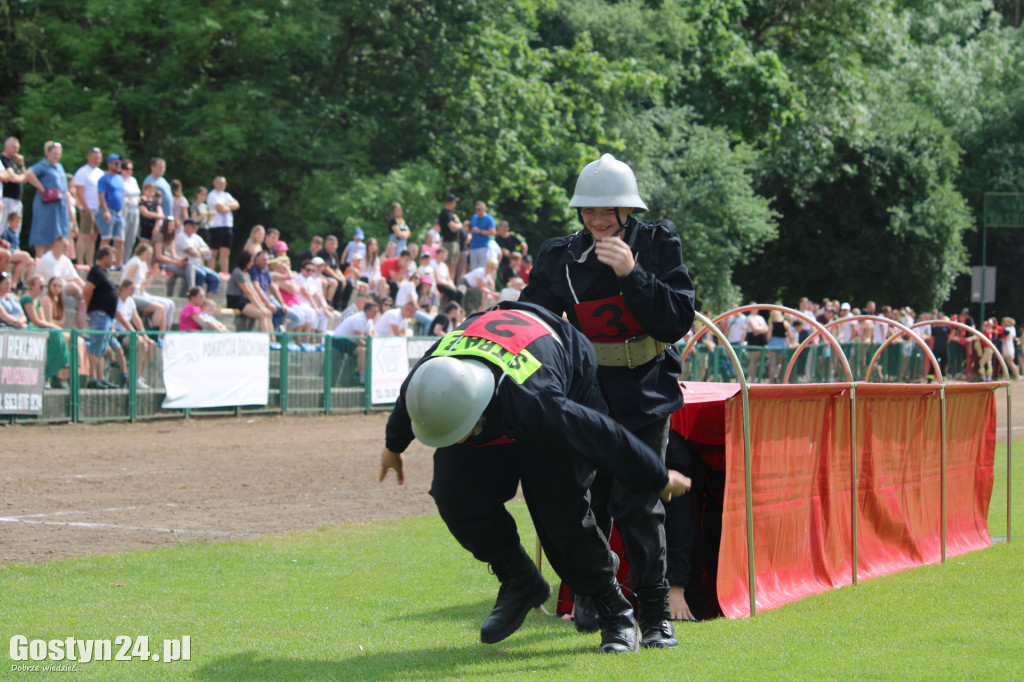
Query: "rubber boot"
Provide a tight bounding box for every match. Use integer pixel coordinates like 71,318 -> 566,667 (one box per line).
479,545 -> 550,644
590,585 -> 640,653
636,588 -> 677,649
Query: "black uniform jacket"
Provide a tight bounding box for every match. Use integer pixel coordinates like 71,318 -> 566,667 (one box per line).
519,217 -> 696,430
385,301 -> 669,493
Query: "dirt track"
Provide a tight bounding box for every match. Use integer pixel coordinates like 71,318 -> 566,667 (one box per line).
2,380 -> 1021,566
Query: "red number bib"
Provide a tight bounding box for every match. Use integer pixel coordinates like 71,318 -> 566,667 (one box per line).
573,294 -> 645,342
462,309 -> 551,355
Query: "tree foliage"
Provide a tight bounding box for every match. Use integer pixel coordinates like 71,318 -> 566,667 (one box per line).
2,0 -> 1023,316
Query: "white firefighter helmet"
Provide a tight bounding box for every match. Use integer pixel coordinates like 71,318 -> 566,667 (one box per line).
406,356 -> 495,447
568,153 -> 648,211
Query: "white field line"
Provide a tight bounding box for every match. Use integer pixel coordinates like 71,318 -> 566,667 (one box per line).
0,516 -> 238,536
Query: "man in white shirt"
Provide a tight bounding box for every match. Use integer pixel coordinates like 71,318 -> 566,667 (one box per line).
294,257 -> 330,333
332,301 -> 379,385
73,147 -> 104,267
375,299 -> 417,337
206,175 -> 240,277
174,219 -> 221,292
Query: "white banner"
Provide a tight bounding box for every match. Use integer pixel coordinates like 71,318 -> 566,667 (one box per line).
370,337 -> 409,405
161,333 -> 269,409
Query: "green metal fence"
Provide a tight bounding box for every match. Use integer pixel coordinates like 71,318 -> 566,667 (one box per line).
1,330 -> 402,424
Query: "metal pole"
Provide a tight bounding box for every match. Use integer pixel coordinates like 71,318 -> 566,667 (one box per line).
850,383 -> 858,585
1008,388 -> 1013,542
279,335 -> 289,414
981,196 -> 988,323
364,337 -> 373,413
128,332 -> 138,423
322,333 -> 333,414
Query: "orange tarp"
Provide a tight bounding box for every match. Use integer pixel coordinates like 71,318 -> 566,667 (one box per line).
671,382 -> 997,618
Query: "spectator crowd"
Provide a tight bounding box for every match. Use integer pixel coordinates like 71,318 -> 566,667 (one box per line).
3,136 -> 1021,387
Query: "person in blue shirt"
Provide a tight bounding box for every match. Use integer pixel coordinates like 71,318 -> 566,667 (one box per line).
467,201 -> 496,271
96,154 -> 126,268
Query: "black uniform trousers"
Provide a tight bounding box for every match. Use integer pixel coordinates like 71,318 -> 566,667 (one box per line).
430,439 -> 618,597
589,417 -> 670,594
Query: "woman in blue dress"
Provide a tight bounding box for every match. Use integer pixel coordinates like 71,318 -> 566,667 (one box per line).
24,140 -> 74,255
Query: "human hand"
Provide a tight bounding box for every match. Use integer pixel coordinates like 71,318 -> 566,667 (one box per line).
379,448 -> 405,485
594,236 -> 635,277
660,469 -> 692,502
669,585 -> 696,621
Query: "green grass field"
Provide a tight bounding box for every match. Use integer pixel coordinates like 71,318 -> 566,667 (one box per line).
2,444 -> 1021,681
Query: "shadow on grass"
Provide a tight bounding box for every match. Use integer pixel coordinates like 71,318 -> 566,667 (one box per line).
193,628 -> 597,681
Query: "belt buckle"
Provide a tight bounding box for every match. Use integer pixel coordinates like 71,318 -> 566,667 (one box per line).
623,335 -> 644,369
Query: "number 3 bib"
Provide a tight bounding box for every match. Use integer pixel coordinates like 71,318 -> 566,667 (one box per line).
573,295 -> 645,342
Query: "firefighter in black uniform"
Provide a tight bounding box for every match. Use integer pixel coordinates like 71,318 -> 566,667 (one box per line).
519,154 -> 696,648
379,301 -> 691,653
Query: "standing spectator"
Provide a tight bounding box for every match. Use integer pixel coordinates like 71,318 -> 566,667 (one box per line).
387,202 -> 411,253
438,193 -> 462,272
174,219 -> 221,293
81,245 -> 119,388
25,141 -> 74,257
190,186 -> 210,243
1,136 -> 27,228
999,317 -> 1020,380
1,212 -> 33,290
72,146 -> 104,266
96,153 -> 126,268
341,227 -> 367,266
375,298 -> 417,336
467,201 -> 497,271
170,179 -> 189,231
120,158 -> 141,257
141,157 -> 174,222
746,306 -> 769,381
207,175 -> 240,276
494,220 -> 527,286
137,182 -> 164,244
226,250 -> 273,332
122,242 -> 174,332
519,154 -> 696,648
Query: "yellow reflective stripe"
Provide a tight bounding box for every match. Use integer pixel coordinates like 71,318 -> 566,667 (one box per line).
431,331 -> 543,384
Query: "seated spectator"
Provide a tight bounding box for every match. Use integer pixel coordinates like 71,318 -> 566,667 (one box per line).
337,288 -> 370,321
150,214 -> 189,296
320,234 -> 350,309
499,276 -> 525,303
122,242 -> 175,332
226,250 -> 274,333
200,299 -> 230,332
269,256 -> 315,341
380,249 -> 413,300
1,212 -> 34,290
296,235 -> 323,269
293,257 -> 331,340
242,224 -> 265,256
414,274 -> 440,332
461,259 -> 498,314
34,236 -> 86,328
18,274 -> 71,388
81,246 -> 120,389
37,275 -> 92,386
174,219 -> 220,293
429,301 -> 464,336
506,251 -> 530,286
179,286 -> 227,332
341,228 -> 367,266
260,227 -> 280,258
375,298 -> 417,336
332,300 -> 379,385
250,249 -> 301,333
0,271 -> 27,327
429,246 -> 462,304
113,279 -> 157,388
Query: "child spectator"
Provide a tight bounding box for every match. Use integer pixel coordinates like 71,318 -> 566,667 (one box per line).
114,279 -> 157,388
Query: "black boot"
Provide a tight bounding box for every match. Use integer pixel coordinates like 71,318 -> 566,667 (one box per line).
573,594 -> 598,633
636,588 -> 677,648
479,545 -> 550,644
590,585 -> 640,653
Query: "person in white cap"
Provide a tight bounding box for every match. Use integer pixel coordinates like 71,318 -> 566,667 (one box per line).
519,153 -> 696,645
380,301 -> 691,653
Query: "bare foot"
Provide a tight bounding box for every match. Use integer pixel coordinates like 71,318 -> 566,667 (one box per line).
669,585 -> 696,621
